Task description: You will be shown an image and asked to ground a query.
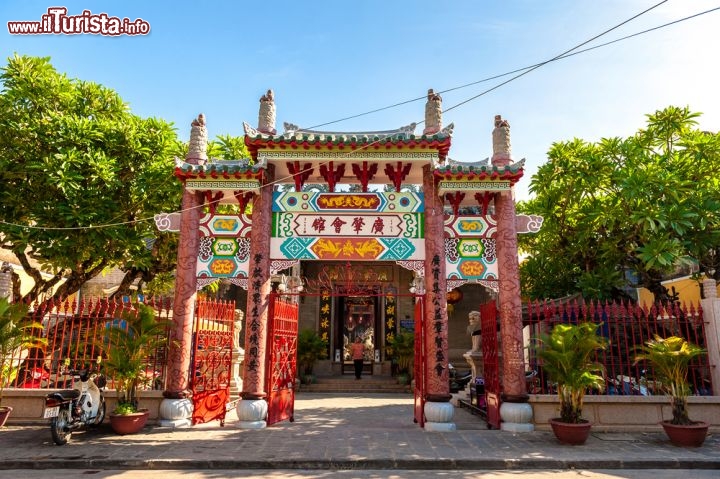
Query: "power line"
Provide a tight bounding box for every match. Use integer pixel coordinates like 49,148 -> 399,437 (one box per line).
308,3 -> 718,129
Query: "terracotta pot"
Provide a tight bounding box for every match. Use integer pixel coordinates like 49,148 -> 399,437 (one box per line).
0,406 -> 12,428
549,418 -> 592,445
661,420 -> 709,447
109,409 -> 150,435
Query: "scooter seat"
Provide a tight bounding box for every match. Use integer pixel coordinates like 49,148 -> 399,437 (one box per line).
55,389 -> 81,400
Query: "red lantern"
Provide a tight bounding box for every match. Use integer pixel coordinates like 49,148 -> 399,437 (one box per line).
447,288 -> 463,304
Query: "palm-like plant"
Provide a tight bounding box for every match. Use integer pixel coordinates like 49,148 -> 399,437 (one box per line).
536,322 -> 607,423
387,332 -> 415,379
297,329 -> 327,377
0,298 -> 46,409
634,335 -> 706,425
101,304 -> 169,414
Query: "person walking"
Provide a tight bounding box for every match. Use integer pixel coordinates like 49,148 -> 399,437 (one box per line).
351,336 -> 365,380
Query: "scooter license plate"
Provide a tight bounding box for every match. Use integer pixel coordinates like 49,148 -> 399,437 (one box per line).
43,406 -> 59,418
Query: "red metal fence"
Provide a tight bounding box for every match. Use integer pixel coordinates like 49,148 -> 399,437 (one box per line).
6,297 -> 173,391
525,299 -> 712,396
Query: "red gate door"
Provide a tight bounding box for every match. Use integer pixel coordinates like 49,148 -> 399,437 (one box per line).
480,301 -> 501,429
265,292 -> 299,426
413,296 -> 426,427
191,300 -> 235,425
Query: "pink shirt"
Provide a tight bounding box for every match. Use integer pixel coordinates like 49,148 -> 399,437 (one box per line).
351,342 -> 365,360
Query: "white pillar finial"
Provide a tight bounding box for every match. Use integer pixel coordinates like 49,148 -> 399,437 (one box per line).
187,113 -> 208,163
423,89 -> 442,135
258,89 -> 276,135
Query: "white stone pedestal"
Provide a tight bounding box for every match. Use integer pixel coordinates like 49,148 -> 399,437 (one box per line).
500,401 -> 534,432
424,401 -> 456,432
159,398 -> 193,428
236,398 -> 268,429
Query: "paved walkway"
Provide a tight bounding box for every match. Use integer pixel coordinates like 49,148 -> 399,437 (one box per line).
0,393 -> 718,471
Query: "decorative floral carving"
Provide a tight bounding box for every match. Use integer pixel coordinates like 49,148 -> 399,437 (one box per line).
198,237 -> 213,261
445,238 -> 460,263
236,238 -> 251,262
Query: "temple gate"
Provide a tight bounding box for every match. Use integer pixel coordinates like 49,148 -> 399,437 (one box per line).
159,89 -> 539,432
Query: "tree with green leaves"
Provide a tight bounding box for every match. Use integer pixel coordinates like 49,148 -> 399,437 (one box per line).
119,134 -> 251,298
0,54 -> 183,303
518,106 -> 719,300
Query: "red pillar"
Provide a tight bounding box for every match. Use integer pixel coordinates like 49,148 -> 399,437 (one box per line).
165,116 -> 206,400
494,190 -> 527,401
165,188 -> 200,398
241,167 -> 274,399
422,164 -> 450,401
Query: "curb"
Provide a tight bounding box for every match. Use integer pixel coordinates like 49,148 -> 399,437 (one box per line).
2,458 -> 720,471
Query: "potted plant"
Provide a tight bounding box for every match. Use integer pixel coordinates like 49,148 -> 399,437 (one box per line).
634,335 -> 708,447
387,332 -> 414,386
0,298 -> 46,427
101,303 -> 169,434
297,329 -> 327,385
535,322 -> 607,445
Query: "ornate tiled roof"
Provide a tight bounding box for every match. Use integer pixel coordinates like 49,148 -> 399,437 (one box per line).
434,158 -> 525,181
243,121 -> 454,160
173,157 -> 264,181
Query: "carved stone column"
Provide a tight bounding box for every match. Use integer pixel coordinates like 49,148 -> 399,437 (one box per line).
237,166 -> 274,429
422,164 -> 455,431
492,115 -> 533,432
161,114 -> 207,427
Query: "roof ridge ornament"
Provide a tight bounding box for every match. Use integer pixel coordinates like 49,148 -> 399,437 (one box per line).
283,122 -> 300,136
243,121 -> 260,137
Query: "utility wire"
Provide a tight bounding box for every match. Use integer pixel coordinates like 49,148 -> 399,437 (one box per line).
3,2 -> 717,232
444,0 -> 670,114
309,1 -> 719,129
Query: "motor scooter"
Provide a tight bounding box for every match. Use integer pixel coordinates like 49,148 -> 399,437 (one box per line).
449,363 -> 472,393
43,366 -> 106,445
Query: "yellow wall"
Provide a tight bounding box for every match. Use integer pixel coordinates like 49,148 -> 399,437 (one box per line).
638,275 -> 718,305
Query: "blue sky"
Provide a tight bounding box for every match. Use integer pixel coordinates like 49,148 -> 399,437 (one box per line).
2,1 -> 719,201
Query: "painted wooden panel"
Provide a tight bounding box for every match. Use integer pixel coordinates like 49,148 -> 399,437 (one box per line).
272,191 -> 423,213
444,238 -> 498,280
273,212 -> 423,238
199,213 -> 252,238
270,237 -> 424,261
196,237 -> 250,279
444,215 -> 497,238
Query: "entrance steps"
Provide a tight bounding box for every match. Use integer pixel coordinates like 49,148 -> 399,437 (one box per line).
298,375 -> 410,394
